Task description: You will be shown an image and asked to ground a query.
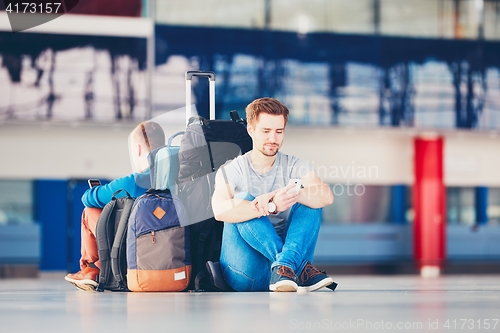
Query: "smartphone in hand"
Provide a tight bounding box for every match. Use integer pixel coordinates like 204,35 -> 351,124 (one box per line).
287,179 -> 302,193
87,179 -> 101,188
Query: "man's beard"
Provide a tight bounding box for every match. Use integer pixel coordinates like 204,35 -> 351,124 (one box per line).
259,144 -> 279,157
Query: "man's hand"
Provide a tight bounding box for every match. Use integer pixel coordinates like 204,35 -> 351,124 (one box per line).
272,183 -> 301,212
251,191 -> 277,216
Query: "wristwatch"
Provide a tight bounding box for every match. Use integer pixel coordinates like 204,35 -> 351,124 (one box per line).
268,199 -> 278,215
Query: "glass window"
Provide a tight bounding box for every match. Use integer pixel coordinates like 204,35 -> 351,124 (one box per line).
447,186 -> 475,226
0,180 -> 34,225
323,184 -> 397,224
154,0 -> 492,40
488,188 -> 500,226
156,0 -> 266,28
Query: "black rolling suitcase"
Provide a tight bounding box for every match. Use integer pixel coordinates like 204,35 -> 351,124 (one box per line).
177,71 -> 252,290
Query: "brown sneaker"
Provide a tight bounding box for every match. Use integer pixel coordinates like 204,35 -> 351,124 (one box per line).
64,266 -> 99,291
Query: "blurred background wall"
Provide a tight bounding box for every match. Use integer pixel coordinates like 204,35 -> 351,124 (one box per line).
0,0 -> 499,275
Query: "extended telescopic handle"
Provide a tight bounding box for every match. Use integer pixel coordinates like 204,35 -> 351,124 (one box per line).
185,71 -> 216,81
185,70 -> 216,124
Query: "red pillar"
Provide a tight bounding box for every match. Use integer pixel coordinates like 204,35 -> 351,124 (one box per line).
413,136 -> 446,277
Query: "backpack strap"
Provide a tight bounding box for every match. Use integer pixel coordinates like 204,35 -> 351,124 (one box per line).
167,131 -> 184,146
111,189 -> 131,200
109,198 -> 134,291
95,200 -> 117,292
206,141 -> 216,172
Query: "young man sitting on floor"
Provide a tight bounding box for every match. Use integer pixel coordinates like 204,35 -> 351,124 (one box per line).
212,97 -> 335,292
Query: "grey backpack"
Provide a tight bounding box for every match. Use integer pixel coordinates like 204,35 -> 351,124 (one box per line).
95,189 -> 134,292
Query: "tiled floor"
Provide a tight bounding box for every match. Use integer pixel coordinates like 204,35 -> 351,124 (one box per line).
0,274 -> 499,333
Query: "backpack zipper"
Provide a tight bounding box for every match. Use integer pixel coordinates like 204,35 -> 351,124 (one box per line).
151,231 -> 155,244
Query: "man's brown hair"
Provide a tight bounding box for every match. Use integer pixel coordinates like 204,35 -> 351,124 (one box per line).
245,97 -> 289,127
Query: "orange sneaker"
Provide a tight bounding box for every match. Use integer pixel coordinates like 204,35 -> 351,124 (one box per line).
64,266 -> 99,291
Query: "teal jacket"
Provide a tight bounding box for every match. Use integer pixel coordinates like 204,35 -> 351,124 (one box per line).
81,170 -> 151,208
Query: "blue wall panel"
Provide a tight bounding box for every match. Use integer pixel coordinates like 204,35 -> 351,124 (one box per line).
34,180 -> 68,271
390,185 -> 407,224
475,186 -> 488,225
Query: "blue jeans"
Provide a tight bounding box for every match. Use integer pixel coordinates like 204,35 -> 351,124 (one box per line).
220,193 -> 322,292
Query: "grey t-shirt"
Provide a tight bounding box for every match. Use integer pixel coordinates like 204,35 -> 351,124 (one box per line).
216,151 -> 313,235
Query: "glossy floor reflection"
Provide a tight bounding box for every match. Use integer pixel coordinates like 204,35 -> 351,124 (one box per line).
0,274 -> 499,333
